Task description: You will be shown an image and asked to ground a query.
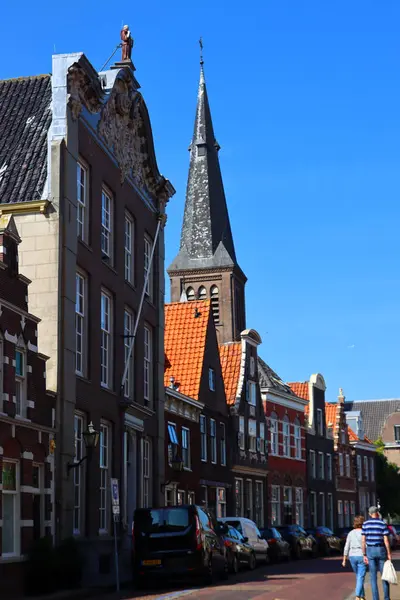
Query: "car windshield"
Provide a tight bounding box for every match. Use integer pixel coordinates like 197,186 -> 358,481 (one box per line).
135,508 -> 190,534
224,520 -> 243,534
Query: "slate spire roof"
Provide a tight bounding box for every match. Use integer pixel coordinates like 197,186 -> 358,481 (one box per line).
0,75 -> 52,204
168,62 -> 240,272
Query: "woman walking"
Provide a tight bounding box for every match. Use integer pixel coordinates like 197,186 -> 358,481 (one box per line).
342,515 -> 367,600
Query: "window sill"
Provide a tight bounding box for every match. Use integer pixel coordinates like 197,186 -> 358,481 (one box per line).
102,260 -> 117,275
0,554 -> 26,564
125,280 -> 136,292
183,467 -> 192,472
78,239 -> 92,252
76,374 -> 91,384
15,415 -> 31,423
201,458 -> 207,463
98,530 -> 112,538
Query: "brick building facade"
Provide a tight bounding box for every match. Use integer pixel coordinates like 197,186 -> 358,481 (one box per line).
259,361 -> 307,527
0,215 -> 55,596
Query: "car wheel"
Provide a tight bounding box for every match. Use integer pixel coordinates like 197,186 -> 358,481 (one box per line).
231,554 -> 239,574
249,552 -> 256,570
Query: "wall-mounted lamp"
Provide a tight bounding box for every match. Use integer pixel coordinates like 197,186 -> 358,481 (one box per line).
67,421 -> 99,475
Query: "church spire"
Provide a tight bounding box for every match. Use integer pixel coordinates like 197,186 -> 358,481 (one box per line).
168,49 -> 247,344
168,55 -> 238,270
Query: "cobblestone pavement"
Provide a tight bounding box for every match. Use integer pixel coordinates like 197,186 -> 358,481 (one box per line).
119,554 -> 358,600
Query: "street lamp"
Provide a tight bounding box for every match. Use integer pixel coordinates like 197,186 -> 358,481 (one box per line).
67,421 -> 99,475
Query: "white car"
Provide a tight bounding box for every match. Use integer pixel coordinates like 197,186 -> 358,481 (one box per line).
220,517 -> 269,564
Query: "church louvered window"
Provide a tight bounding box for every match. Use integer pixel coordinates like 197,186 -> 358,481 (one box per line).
198,286 -> 207,300
187,287 -> 195,301
210,286 -> 220,323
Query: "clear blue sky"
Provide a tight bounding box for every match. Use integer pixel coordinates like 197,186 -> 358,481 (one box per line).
2,1 -> 400,401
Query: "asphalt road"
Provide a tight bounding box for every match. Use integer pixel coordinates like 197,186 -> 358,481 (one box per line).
122,554 -> 358,600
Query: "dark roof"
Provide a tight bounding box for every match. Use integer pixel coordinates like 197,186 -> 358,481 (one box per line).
168,64 -> 242,274
345,399 -> 400,442
258,356 -> 297,397
0,75 -> 52,203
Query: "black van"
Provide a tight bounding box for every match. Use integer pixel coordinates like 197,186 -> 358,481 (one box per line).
132,504 -> 228,586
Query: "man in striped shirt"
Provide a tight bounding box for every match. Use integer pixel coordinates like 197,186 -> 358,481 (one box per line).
362,506 -> 391,600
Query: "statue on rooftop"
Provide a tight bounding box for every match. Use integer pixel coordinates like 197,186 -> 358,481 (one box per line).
121,25 -> 133,61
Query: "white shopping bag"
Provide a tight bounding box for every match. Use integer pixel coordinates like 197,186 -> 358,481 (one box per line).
382,560 -> 398,585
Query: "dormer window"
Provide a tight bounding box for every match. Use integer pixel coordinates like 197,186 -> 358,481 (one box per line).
249,356 -> 255,377
247,381 -> 256,406
208,368 -> 216,391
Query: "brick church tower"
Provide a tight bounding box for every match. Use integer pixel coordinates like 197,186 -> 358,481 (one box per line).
168,58 -> 247,343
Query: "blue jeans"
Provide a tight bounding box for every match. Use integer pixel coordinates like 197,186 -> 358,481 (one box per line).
366,546 -> 390,600
349,555 -> 367,597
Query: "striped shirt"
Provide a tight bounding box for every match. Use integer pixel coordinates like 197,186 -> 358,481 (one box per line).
361,518 -> 390,546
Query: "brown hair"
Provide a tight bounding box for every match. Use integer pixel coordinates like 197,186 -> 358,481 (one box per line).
353,515 -> 365,529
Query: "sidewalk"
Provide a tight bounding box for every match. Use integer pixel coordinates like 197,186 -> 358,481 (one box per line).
363,555 -> 400,600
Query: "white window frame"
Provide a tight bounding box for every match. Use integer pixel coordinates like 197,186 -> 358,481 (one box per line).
2,460 -> 20,557
245,479 -> 253,520
220,422 -> 226,466
73,412 -> 85,535
259,422 -> 265,454
235,478 -> 243,517
142,438 -> 151,508
255,480 -> 263,526
124,212 -> 134,284
316,408 -> 323,436
239,416 -> 245,450
75,271 -> 87,377
318,452 -> 325,480
270,413 -> 278,456
210,418 -> 217,464
319,492 -> 325,526
357,455 -> 362,481
32,462 -> 45,539
200,415 -> 207,461
370,456 -> 375,482
310,450 -> 316,479
283,486 -> 292,524
283,416 -> 290,457
248,381 -> 257,406
327,453 -> 333,481
216,487 -> 227,518
123,308 -> 134,399
144,235 -> 153,299
182,427 -> 191,470
350,501 -> 356,521
364,456 -> 369,481
338,500 -> 344,528
295,487 -> 304,527
209,368 -> 216,391
100,290 -> 112,389
248,418 -> 257,452
101,187 -> 113,262
327,493 -> 334,530
271,485 -> 281,526
77,160 -> 88,242
99,421 -> 111,533
15,344 -> 27,418
339,452 -> 344,476
294,422 -> 301,459
250,356 -> 255,377
344,500 -> 350,527
345,454 -> 351,477
310,491 -> 317,527
144,325 -> 152,405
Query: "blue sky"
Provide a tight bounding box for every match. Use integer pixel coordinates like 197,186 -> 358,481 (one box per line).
2,1 -> 400,400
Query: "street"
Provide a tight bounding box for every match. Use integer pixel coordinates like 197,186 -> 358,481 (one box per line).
120,554 -> 359,600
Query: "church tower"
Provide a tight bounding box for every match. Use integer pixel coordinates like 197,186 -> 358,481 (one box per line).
168,56 -> 247,343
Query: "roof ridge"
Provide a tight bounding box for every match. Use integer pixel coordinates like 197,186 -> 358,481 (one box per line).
165,299 -> 211,307
0,74 -> 50,84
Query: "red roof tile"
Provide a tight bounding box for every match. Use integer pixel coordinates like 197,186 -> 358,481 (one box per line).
325,403 -> 338,427
288,382 -> 310,416
219,342 -> 242,405
164,301 -> 210,400
348,426 -> 358,442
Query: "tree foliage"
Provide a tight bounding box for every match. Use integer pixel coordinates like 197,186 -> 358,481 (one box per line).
374,439 -> 400,517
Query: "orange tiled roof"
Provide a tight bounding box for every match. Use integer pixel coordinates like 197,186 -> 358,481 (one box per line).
325,402 -> 337,427
288,382 -> 310,416
348,426 -> 358,442
164,301 -> 210,400
219,342 -> 242,405
288,382 -> 309,401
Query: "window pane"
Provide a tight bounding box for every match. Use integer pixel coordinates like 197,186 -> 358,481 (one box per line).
2,495 -> 15,554
15,351 -> 23,376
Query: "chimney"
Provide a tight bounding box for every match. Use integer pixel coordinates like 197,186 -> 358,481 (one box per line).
338,387 -> 345,404
0,214 -> 21,276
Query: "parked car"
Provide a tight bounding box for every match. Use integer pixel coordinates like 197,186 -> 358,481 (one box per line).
388,525 -> 399,549
306,527 -> 342,556
260,527 -> 291,562
219,517 -> 269,564
277,525 -> 318,559
218,524 -> 256,573
336,527 -> 351,549
132,505 -> 228,587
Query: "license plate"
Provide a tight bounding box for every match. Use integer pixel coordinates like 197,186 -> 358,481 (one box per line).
142,559 -> 161,566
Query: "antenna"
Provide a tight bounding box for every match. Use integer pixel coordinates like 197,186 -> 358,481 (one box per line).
199,37 -> 204,65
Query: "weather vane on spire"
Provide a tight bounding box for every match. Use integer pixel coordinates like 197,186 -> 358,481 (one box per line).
199,37 -> 204,65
